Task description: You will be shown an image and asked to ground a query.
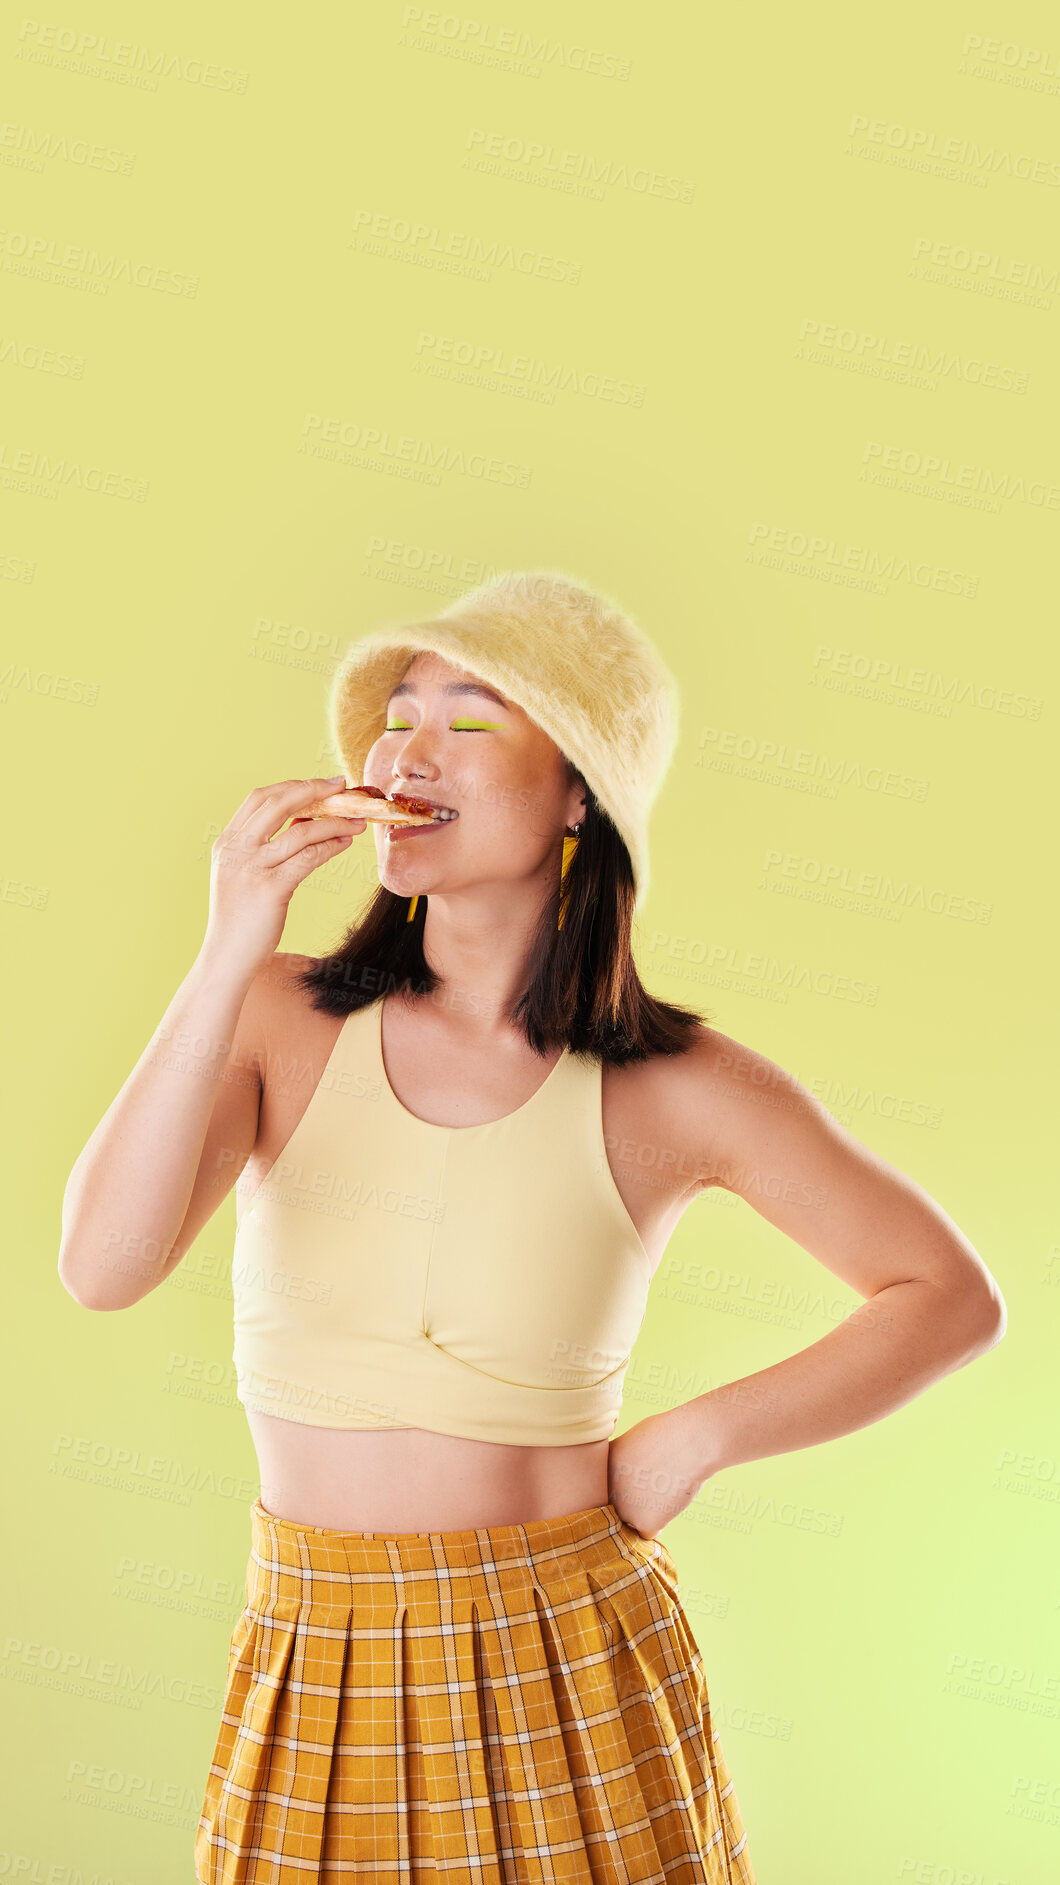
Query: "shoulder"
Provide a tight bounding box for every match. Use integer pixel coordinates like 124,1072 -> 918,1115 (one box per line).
238,950 -> 320,1070
641,1018 -> 786,1103
654,1020 -> 895,1225
639,1021 -> 815,1193
671,1022 -> 803,1105
256,949 -> 318,1010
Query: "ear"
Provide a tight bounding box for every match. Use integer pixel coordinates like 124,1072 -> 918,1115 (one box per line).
562,760 -> 587,830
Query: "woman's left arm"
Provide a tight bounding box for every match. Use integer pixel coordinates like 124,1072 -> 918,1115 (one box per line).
608,1029 -> 1007,1533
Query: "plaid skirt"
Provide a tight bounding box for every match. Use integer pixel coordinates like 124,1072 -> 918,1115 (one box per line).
195,1495 -> 755,1883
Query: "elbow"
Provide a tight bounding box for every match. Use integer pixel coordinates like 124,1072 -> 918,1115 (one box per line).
57,1236 -> 168,1310
57,1249 -> 129,1312
953,1278 -> 1007,1358
917,1272 -> 1006,1365
57,1258 -> 105,1311
976,1283 -> 1007,1350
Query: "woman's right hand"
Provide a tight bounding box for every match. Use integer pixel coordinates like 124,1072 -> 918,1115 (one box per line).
202,776 -> 368,977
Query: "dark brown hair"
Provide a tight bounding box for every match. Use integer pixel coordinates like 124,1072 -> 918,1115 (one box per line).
291,775 -> 713,1065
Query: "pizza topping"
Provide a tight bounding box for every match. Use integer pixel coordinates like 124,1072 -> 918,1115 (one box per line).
387,791 -> 458,820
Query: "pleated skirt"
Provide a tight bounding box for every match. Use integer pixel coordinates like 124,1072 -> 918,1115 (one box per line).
195,1495 -> 756,1883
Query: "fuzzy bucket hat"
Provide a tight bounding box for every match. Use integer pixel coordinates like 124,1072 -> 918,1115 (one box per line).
328,569 -> 680,911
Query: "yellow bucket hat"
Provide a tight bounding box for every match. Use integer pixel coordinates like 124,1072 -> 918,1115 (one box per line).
328,569 -> 680,912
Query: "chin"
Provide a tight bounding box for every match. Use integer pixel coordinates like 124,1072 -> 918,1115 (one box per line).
378,861 -> 434,892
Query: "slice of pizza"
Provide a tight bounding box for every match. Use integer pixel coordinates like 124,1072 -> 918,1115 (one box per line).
299,784 -> 459,827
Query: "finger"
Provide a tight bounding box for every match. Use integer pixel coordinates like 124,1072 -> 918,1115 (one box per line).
264,813 -> 367,864
277,827 -> 360,873
235,776 -> 352,844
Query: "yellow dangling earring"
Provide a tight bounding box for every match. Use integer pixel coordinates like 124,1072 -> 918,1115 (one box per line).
406,894 -> 420,922
558,823 -> 581,930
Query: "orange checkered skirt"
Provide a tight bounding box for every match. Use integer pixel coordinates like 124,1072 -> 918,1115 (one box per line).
195,1496 -> 755,1883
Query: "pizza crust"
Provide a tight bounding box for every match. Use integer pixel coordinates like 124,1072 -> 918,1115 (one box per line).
301,788 -> 448,827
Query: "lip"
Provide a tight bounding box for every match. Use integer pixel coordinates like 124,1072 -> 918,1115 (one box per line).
384,820 -> 454,843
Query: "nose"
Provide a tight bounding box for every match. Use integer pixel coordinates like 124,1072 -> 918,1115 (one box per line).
390,725 -> 440,786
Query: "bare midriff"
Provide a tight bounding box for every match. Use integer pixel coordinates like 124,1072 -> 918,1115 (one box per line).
248,1410 -> 614,1533
241,980 -> 712,1533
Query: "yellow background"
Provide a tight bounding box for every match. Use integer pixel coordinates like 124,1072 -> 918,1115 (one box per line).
3,2 -> 1055,1878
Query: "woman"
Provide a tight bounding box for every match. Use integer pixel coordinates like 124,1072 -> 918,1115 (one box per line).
60,571 -> 1005,1882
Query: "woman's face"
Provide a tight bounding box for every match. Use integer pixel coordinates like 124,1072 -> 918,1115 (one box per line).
362,649 -> 585,902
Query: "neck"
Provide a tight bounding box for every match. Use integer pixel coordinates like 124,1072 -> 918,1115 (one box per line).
405,879 -> 552,1038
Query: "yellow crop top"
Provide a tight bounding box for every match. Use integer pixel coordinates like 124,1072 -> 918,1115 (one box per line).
231,997 -> 654,1445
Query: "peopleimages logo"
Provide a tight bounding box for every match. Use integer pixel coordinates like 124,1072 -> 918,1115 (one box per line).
847,112 -> 1060,185
299,412 -> 532,488
399,10 -> 631,81
414,331 -> 646,406
747,521 -> 978,597
759,850 -> 992,925
862,438 -> 1060,511
15,19 -> 249,91
349,209 -> 582,286
810,644 -> 1044,720
695,724 -> 930,802
462,128 -> 694,202
909,235 -> 1060,293
796,317 -> 1028,393
0,224 -> 198,295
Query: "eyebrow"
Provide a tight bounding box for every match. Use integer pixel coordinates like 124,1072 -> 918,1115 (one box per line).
387,680 -> 511,711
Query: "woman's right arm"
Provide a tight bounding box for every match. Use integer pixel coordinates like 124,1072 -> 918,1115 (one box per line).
57,946 -> 264,1309
57,774 -> 366,1311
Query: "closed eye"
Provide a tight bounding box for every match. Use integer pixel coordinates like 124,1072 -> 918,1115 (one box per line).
384,719 -> 502,732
